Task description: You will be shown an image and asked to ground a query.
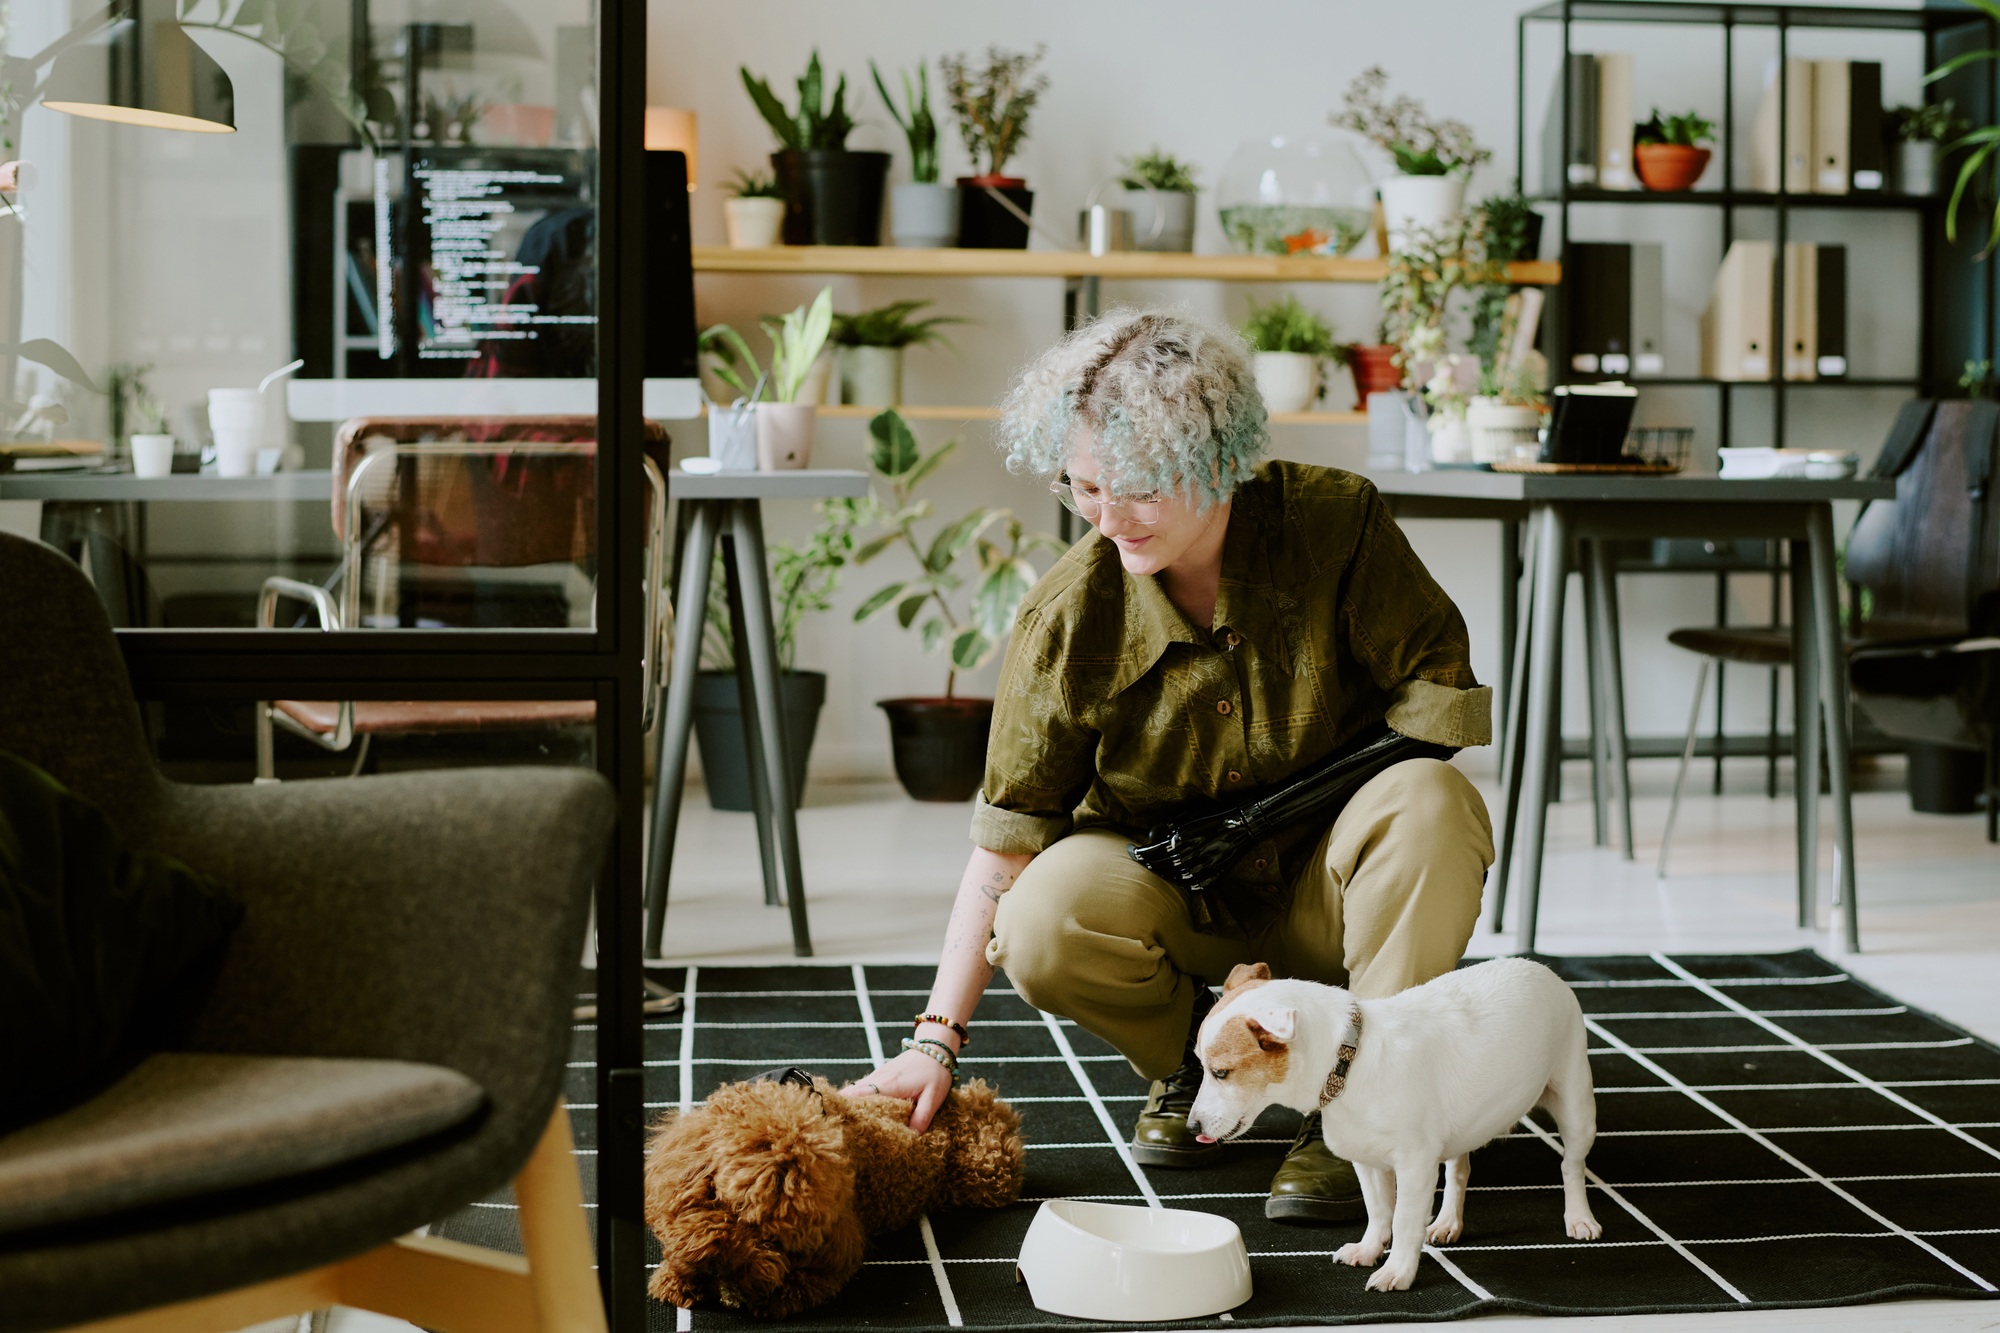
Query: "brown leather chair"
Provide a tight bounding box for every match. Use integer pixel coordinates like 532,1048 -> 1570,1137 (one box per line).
255,416 -> 669,779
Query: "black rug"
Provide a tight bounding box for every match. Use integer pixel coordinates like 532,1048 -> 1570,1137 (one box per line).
437,951 -> 2000,1327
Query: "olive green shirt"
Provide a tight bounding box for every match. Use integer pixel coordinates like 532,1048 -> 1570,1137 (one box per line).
972,460 -> 1489,930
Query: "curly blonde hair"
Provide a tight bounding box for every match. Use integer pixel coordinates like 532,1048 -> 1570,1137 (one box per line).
994,308 -> 1267,509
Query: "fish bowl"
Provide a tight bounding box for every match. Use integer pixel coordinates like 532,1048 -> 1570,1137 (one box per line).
1216,133 -> 1377,258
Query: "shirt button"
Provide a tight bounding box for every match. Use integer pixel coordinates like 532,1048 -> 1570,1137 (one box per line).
1216,699 -> 1232,716
1225,632 -> 1241,648
1226,770 -> 1242,783
1253,857 -> 1269,870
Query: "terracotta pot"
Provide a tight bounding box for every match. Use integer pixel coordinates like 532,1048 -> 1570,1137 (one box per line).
1635,144 -> 1712,193
1347,344 -> 1404,406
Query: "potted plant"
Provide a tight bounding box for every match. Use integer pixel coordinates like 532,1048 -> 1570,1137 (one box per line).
941,46 -> 1048,249
852,410 -> 1062,801
701,288 -> 834,468
873,59 -> 956,248
693,498 -> 860,811
1633,108 -> 1716,192
1892,101 -> 1963,196
1381,212 -> 1511,465
723,169 -> 787,249
1332,66 -> 1490,253
830,300 -> 964,407
1115,147 -> 1199,252
1239,296 -> 1341,414
742,50 -> 889,246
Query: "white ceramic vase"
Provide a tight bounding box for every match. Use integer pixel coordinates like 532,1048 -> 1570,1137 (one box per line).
1378,173 -> 1468,253
1899,141 -> 1937,197
130,433 -> 175,478
1114,188 -> 1196,252
724,196 -> 785,249
890,182 -> 958,248
1252,351 -> 1319,415
755,402 -> 816,470
839,345 -> 903,407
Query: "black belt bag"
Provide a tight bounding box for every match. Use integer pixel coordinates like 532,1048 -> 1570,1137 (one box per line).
1127,725 -> 1457,910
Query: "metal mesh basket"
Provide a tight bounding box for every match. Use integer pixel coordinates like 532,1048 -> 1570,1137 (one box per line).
1623,426 -> 1694,471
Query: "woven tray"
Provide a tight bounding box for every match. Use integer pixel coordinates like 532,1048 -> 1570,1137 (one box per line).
1491,459 -> 1682,475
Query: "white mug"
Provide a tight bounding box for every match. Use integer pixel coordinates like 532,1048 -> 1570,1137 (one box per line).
208,388 -> 265,478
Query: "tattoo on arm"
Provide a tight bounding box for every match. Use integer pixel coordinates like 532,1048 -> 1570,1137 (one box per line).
976,867 -> 1017,905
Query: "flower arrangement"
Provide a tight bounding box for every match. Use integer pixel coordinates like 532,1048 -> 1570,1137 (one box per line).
872,60 -> 941,184
939,46 -> 1049,179
1332,66 -> 1490,176
1379,211 -> 1508,411
1119,147 -> 1199,194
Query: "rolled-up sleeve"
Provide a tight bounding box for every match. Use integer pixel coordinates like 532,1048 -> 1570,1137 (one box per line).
971,608 -> 1098,853
1343,488 -> 1492,747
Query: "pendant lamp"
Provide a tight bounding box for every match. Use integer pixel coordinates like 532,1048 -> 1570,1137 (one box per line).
41,5 -> 235,135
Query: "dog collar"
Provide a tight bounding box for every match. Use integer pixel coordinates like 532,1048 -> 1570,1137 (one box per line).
1318,1007 -> 1363,1106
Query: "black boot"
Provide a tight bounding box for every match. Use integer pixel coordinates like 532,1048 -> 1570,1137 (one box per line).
1130,983 -> 1220,1168
1266,1109 -> 1365,1223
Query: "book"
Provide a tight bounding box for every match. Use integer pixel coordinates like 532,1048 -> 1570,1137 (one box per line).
1751,58 -> 1815,193
1701,240 -> 1774,381
1541,53 -> 1599,193
1813,59 -> 1850,194
1596,53 -> 1636,190
1815,244 -> 1848,377
1847,62 -> 1885,191
1503,286 -> 1546,379
1782,242 -> 1818,380
1543,383 -> 1639,465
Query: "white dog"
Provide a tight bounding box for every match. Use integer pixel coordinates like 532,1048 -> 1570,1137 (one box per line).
1188,957 -> 1602,1292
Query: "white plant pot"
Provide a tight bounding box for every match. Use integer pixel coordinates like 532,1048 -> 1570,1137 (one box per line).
755,402 -> 816,470
130,433 -> 175,478
724,196 -> 785,249
707,403 -> 759,470
890,182 -> 958,248
839,344 -> 904,407
1115,187 -> 1197,252
1379,174 -> 1468,254
1427,413 -> 1472,465
1465,397 -> 1542,465
1252,351 -> 1319,415
1898,141 -> 1937,197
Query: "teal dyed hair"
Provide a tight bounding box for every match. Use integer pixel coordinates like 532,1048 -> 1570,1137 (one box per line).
995,308 -> 1268,509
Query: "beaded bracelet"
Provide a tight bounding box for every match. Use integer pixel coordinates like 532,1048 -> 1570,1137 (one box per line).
913,1012 -> 971,1047
900,1036 -> 959,1084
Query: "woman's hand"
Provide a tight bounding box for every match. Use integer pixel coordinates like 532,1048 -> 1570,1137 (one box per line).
841,1048 -> 955,1132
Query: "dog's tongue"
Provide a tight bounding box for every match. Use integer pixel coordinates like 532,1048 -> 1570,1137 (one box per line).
1195,1133 -> 1216,1144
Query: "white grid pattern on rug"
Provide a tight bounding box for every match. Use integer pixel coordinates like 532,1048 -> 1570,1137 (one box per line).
440,952 -> 2000,1330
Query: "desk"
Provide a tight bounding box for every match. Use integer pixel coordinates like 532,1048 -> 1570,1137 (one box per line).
0,470 -> 334,502
1383,471 -> 1895,954
645,470 -> 872,960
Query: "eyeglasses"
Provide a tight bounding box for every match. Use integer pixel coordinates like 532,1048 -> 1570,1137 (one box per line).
1050,475 -> 1163,525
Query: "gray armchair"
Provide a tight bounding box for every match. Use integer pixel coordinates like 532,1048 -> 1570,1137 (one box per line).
0,531 -> 615,1333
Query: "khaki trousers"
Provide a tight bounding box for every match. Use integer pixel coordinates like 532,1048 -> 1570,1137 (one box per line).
986,758 -> 1494,1080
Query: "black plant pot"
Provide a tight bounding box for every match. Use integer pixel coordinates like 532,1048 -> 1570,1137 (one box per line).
878,696 -> 994,802
772,149 -> 890,246
1906,741 -> 1985,815
693,669 -> 826,812
955,178 -> 1033,249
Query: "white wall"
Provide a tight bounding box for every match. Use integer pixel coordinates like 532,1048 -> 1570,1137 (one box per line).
650,0 -> 1929,783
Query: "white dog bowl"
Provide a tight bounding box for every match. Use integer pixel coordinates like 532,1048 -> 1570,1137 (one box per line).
1016,1199 -> 1252,1322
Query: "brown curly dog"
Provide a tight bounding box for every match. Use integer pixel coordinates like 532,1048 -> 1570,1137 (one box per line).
644,1074 -> 1024,1318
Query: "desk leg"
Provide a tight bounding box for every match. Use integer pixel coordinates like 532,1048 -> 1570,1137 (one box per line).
731,502 -> 814,958
1498,518 -> 1520,760
645,502 -> 718,960
1589,539 -> 1635,860
1517,504 -> 1571,954
722,530 -> 783,910
1491,509 -> 1541,933
1789,538 -> 1821,932
1807,505 -> 1860,952
1583,548 -> 1608,848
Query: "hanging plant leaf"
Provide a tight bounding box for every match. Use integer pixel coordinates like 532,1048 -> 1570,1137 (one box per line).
853,581 -> 907,621
868,408 -> 921,477
949,625 -> 992,671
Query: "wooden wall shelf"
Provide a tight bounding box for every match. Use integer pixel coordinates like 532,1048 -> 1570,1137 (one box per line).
715,403 -> 1368,426
694,246 -> 1561,286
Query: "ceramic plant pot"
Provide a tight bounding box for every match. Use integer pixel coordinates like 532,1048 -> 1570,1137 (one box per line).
772,148 -> 890,246
1635,143 -> 1712,192
707,402 -> 759,470
755,402 -> 816,470
1377,173 -> 1466,253
878,696 -> 994,802
1114,187 -> 1197,252
839,345 -> 903,407
692,670 -> 826,811
1347,344 -> 1404,406
1465,397 -> 1542,465
724,196 -> 785,249
891,181 -> 959,248
1252,351 -> 1319,415
1899,141 -> 1938,196
957,176 -> 1033,249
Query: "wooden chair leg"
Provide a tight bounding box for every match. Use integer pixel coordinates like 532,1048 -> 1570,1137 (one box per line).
515,1102 -> 610,1333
